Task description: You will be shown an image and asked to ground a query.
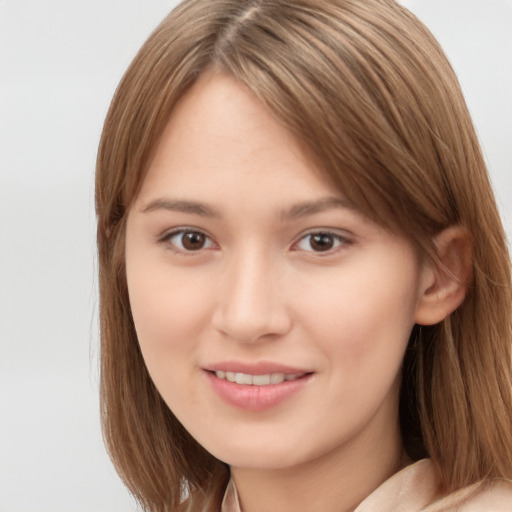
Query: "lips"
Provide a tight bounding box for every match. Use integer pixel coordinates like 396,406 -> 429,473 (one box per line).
203,361 -> 313,411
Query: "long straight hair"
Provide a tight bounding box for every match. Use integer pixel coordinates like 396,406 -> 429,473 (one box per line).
95,0 -> 512,510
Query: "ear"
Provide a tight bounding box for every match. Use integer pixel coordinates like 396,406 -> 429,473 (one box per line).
414,226 -> 472,326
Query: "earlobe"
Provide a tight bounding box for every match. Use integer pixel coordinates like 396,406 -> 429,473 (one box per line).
414,226 -> 473,326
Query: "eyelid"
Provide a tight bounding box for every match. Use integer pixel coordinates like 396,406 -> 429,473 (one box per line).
156,226 -> 353,255
158,226 -> 218,253
291,229 -> 354,254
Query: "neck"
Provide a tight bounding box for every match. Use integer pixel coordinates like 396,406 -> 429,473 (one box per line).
230,416 -> 405,512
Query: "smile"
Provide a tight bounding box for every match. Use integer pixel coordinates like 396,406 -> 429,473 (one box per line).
214,371 -> 306,386
205,368 -> 313,412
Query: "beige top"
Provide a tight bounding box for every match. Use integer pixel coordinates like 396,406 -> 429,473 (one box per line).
221,459 -> 512,512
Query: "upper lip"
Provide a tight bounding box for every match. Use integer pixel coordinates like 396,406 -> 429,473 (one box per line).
202,361 -> 312,375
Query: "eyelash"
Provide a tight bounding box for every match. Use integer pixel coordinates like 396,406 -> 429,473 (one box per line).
292,231 -> 352,254
159,228 -> 352,255
159,228 -> 217,254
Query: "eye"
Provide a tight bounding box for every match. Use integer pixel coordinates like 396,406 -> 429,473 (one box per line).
294,231 -> 350,253
163,229 -> 216,252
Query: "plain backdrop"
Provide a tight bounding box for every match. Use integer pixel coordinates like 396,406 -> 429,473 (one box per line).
1,1 -> 511,511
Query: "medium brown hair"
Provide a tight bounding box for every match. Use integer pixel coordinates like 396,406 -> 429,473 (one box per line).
95,0 -> 512,510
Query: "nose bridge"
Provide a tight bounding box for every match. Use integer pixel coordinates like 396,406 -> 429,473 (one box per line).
213,245 -> 291,343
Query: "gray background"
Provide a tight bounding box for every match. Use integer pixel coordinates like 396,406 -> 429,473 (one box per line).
1,1 -> 511,510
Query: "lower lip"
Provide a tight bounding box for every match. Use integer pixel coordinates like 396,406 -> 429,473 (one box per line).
205,371 -> 312,412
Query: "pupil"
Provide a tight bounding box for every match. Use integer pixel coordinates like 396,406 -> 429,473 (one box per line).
310,234 -> 334,251
182,232 -> 205,250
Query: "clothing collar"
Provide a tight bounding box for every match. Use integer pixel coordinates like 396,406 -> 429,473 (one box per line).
221,459 -> 441,512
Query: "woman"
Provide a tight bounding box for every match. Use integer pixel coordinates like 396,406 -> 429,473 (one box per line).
95,0 -> 512,510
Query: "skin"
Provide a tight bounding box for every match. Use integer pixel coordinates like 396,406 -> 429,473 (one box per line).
125,71 -> 448,512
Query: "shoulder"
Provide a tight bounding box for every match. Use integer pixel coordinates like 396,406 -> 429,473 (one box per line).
457,480 -> 512,511
425,479 -> 512,512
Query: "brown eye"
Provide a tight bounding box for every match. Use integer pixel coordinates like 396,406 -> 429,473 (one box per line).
182,231 -> 206,250
165,230 -> 214,252
309,233 -> 335,251
294,231 -> 349,253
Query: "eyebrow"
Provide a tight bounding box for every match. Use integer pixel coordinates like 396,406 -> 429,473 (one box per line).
281,197 -> 354,220
141,199 -> 222,218
141,196 -> 353,219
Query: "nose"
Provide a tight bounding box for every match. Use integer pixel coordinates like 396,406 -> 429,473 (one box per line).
212,250 -> 292,344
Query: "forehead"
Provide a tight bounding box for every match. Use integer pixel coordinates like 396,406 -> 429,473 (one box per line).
135,70 -> 344,209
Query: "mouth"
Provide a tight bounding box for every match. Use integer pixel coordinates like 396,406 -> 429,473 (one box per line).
212,370 -> 308,386
203,364 -> 314,411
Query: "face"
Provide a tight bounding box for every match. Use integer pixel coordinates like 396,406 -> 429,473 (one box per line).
125,71 -> 431,472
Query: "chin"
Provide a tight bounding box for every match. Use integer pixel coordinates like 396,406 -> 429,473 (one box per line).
216,447 -> 307,471
194,425 -> 330,472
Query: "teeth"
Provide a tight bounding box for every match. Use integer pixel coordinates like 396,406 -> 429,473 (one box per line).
214,371 -> 304,386
270,373 -> 285,384
235,372 -> 253,385
252,374 -> 271,386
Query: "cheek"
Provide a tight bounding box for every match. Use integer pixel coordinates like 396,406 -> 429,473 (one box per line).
294,257 -> 419,381
130,278 -> 199,342
126,255 -> 215,374
126,266 -> 218,417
